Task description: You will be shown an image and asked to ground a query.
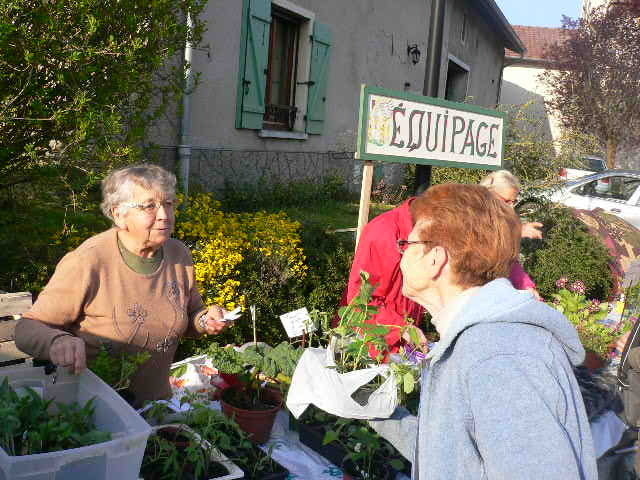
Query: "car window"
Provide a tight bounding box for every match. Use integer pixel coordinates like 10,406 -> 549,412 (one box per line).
573,176 -> 640,202
586,158 -> 605,171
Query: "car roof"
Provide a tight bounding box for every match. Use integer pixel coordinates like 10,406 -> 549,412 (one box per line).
565,169 -> 640,186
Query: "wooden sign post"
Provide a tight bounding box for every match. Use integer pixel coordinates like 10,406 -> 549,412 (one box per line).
354,85 -> 506,247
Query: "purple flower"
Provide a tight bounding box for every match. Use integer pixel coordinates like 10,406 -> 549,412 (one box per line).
556,277 -> 569,289
568,280 -> 586,295
405,343 -> 427,364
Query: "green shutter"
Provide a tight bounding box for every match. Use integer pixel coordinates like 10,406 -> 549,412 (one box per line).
235,0 -> 271,130
306,22 -> 332,135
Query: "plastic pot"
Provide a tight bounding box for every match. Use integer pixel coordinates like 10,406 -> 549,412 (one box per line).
221,387 -> 282,444
298,422 -> 347,467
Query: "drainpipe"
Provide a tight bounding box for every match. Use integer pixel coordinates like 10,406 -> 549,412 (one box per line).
414,0 -> 446,194
178,12 -> 194,197
497,52 -> 525,106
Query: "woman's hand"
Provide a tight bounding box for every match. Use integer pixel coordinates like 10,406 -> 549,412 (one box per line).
49,335 -> 86,374
199,305 -> 232,335
522,222 -> 543,239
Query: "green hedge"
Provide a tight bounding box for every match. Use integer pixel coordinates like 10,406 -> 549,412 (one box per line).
521,205 -> 614,300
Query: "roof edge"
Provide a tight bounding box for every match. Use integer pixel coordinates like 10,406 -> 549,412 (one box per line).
475,0 -> 526,54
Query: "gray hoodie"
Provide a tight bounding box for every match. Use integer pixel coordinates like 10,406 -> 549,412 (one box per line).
414,278 -> 597,479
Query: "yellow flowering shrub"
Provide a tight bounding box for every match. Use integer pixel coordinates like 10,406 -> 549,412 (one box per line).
175,193 -> 307,313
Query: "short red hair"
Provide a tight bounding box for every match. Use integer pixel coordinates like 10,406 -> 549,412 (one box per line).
410,183 -> 521,288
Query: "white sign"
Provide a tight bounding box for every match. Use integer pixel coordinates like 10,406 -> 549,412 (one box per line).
279,307 -> 316,338
356,85 -> 505,169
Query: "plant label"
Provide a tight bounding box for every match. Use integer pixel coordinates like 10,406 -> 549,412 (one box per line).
280,307 -> 316,338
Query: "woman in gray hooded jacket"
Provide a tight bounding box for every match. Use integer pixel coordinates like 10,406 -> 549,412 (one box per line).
399,183 -> 597,479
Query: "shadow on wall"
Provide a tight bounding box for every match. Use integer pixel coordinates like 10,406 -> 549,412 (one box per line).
500,80 -> 554,143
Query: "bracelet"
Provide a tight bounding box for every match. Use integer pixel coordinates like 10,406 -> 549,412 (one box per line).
198,313 -> 209,331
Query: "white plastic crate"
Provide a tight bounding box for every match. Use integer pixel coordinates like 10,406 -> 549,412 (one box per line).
139,424 -> 243,480
0,366 -> 152,480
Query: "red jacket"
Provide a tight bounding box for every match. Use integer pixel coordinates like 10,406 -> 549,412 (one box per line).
344,199 -> 424,354
342,198 -> 536,355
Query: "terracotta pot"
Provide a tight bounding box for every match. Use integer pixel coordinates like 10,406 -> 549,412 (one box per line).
221,387 -> 282,444
583,350 -> 607,371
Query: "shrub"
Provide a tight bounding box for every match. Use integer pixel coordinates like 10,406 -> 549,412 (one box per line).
0,203 -> 109,293
219,174 -> 353,213
521,205 -> 614,300
175,193 -> 308,352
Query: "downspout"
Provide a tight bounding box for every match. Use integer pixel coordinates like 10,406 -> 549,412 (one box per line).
496,52 -> 524,106
178,12 -> 194,196
414,0 -> 446,193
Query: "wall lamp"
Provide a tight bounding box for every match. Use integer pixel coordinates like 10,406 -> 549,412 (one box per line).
407,44 -> 421,65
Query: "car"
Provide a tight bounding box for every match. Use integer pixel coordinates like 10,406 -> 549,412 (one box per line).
558,156 -> 606,181
544,170 -> 640,228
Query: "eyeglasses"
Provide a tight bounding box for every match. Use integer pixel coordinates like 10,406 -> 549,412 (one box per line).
121,199 -> 176,215
494,193 -> 518,206
397,239 -> 432,254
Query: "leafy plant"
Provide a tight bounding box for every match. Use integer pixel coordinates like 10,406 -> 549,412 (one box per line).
322,417 -> 405,480
521,205 -> 614,300
330,272 -> 423,399
173,401 -> 287,480
88,344 -> 151,392
140,424 -> 228,480
0,378 -> 111,456
201,342 -> 302,409
551,277 -> 631,360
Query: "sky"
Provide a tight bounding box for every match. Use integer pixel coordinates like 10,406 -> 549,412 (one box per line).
494,0 -> 582,27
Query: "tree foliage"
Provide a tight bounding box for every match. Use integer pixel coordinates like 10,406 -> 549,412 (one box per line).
0,0 -> 206,197
541,4 -> 640,168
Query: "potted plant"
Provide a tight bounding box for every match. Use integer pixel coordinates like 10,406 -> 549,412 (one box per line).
0,378 -> 111,456
322,417 -> 406,480
204,342 -> 302,443
140,423 -> 243,480
551,277 -> 632,368
88,344 -> 150,406
180,403 -> 290,480
297,405 -> 409,479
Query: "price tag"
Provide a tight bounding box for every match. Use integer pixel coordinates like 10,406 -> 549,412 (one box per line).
279,307 -> 316,338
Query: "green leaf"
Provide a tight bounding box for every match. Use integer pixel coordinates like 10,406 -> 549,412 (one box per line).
322,430 -> 339,445
403,372 -> 415,394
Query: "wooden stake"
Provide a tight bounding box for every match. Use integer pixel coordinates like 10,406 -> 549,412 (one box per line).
355,160 -> 375,249
250,305 -> 257,347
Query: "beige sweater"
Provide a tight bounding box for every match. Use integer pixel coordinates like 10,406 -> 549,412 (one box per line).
16,228 -> 207,406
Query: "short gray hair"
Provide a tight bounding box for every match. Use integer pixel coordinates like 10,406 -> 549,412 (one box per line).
100,164 -> 177,221
479,170 -> 521,192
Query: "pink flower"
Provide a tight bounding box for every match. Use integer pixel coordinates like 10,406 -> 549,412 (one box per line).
556,277 -> 569,289
568,280 -> 586,295
587,300 -> 601,313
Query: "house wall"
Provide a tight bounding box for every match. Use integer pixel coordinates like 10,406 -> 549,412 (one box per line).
500,63 -> 563,143
441,0 -> 505,107
150,0 -> 514,191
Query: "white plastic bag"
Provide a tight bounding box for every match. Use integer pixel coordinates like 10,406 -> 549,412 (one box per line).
286,345 -> 398,419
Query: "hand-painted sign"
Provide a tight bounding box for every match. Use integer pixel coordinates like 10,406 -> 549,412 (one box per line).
355,85 -> 505,169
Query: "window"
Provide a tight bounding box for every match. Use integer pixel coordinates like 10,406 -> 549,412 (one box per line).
445,55 -> 469,103
574,176 -> 640,202
235,0 -> 332,136
264,8 -> 300,130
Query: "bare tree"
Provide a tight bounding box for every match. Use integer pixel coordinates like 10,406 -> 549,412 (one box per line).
542,3 -> 640,168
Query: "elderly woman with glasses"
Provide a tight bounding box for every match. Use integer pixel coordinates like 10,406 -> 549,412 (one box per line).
15,164 -> 230,406
401,183 -> 596,480
479,169 -> 542,298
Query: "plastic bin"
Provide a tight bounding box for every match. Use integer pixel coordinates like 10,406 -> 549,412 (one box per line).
139,424 -> 244,480
0,366 -> 152,480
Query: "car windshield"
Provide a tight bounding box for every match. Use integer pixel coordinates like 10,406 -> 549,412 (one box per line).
584,157 -> 605,171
